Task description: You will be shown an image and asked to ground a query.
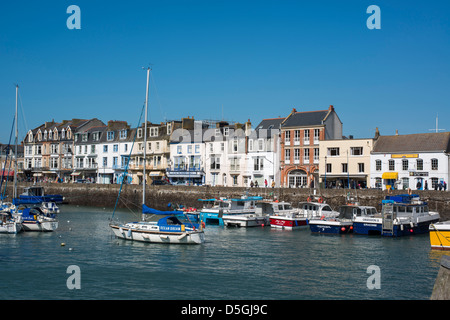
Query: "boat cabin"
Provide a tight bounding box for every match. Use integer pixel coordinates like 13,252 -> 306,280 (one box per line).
384,194 -> 431,218
256,201 -> 295,215
338,205 -> 378,220
22,186 -> 45,197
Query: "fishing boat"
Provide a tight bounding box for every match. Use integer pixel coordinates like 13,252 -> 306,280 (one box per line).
198,195 -> 262,226
429,221 -> 450,250
222,199 -> 274,227
270,191 -> 339,230
18,207 -> 58,232
109,67 -> 205,245
352,194 -> 440,237
269,201 -> 309,230
309,204 -> 378,234
15,186 -> 64,205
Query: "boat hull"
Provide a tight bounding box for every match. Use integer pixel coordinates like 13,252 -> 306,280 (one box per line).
429,222 -> 450,250
199,211 -> 225,225
0,222 -> 22,234
269,216 -> 308,230
309,220 -> 353,234
22,220 -> 58,232
353,218 -> 439,237
223,215 -> 269,227
110,224 -> 205,244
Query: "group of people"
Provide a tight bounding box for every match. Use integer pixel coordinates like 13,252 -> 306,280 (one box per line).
415,180 -> 447,191
250,179 -> 276,188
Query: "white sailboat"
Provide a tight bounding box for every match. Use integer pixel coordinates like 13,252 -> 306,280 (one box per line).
0,85 -> 23,234
10,85 -> 57,232
109,67 -> 205,244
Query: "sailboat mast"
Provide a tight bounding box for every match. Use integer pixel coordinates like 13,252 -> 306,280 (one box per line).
13,85 -> 18,199
142,67 -> 150,215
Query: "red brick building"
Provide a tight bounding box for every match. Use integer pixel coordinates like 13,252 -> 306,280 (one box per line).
280,105 -> 342,187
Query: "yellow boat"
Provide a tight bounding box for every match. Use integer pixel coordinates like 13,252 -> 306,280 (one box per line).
429,221 -> 450,250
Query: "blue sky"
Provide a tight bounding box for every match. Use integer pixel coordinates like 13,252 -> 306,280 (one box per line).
1,0 -> 450,143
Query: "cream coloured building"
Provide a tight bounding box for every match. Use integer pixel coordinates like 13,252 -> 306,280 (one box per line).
319,137 -> 374,188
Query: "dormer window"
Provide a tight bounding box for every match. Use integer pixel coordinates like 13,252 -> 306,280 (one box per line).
44,130 -> 47,140
107,131 -> 114,141
53,128 -> 58,140
48,130 -> 52,140
119,129 -> 127,139
61,128 -> 65,139
137,128 -> 142,138
150,127 -> 158,137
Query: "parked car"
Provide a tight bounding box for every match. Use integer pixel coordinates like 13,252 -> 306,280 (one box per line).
171,180 -> 187,185
151,180 -> 170,186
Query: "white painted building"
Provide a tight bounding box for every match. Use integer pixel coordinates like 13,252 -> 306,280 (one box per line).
96,121 -> 133,184
246,119 -> 282,188
168,122 -> 207,185
370,132 -> 450,190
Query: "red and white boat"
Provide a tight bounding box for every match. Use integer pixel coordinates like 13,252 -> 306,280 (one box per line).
269,201 -> 306,230
270,197 -> 339,230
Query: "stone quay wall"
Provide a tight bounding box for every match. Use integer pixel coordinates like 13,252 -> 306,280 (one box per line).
6,183 -> 450,220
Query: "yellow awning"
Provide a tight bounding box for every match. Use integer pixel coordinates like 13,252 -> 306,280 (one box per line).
382,172 -> 398,179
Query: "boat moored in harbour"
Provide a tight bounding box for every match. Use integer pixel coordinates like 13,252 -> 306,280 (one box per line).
108,67 -> 205,245
352,194 -> 440,237
15,186 -> 64,205
268,201 -> 305,230
110,205 -> 205,244
429,221 -> 450,250
222,199 -> 275,227
309,204 -> 378,234
199,195 -> 262,226
16,207 -> 58,232
0,211 -> 22,234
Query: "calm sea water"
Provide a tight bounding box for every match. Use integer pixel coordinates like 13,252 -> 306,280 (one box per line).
0,205 -> 446,300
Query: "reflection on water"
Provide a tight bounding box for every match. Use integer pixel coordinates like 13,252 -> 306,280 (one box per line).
0,205 -> 446,300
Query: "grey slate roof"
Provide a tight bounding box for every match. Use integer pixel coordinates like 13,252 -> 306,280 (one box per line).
255,118 -> 285,130
281,110 -> 329,128
372,132 -> 450,153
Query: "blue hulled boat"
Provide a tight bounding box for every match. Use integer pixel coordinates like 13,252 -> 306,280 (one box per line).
352,194 -> 440,237
14,186 -> 64,205
198,196 -> 262,226
309,204 -> 378,234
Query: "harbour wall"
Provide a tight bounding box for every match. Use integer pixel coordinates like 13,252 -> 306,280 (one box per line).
431,255 -> 450,300
6,183 -> 450,220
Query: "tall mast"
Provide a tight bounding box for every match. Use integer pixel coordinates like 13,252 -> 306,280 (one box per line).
142,67 -> 150,213
13,84 -> 18,199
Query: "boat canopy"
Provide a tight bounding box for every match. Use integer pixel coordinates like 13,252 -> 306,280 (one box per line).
385,194 -> 421,204
230,196 -> 263,201
142,204 -> 184,215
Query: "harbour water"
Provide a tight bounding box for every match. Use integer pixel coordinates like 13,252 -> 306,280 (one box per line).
0,205 -> 446,300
